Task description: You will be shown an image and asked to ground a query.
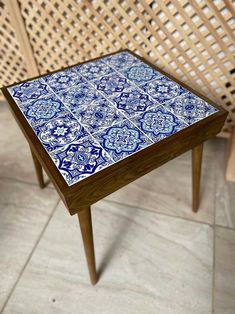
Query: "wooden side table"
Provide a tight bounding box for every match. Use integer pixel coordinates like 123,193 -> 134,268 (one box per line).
2,50 -> 227,284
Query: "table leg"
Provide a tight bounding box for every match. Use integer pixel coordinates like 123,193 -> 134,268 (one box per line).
77,206 -> 97,285
192,144 -> 203,212
30,148 -> 45,189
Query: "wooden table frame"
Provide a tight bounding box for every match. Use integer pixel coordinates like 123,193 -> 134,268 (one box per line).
2,50 -> 227,284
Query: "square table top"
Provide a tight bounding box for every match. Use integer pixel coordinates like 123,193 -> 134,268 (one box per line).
4,50 -> 221,188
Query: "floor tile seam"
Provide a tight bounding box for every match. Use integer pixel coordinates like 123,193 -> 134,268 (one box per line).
0,198 -> 60,314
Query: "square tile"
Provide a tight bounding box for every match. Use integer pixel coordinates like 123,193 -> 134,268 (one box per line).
103,51 -> 142,69
110,87 -> 156,117
8,78 -> 50,105
131,105 -> 188,142
92,119 -> 152,162
91,73 -> 132,96
50,136 -> 113,186
71,96 -> 125,134
58,82 -> 100,110
19,93 -> 69,126
33,113 -> 89,152
164,93 -> 218,125
76,59 -> 114,80
139,76 -> 188,104
42,68 -> 85,93
120,63 -> 163,85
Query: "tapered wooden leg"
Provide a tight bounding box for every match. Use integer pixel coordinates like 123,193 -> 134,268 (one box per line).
30,148 -> 45,188
192,144 -> 203,212
77,206 -> 97,285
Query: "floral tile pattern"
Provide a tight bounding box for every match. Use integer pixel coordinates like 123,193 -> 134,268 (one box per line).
43,68 -> 85,92
120,64 -> 163,85
92,119 -> 152,162
164,93 -> 218,125
58,83 -> 100,110
130,106 -> 188,142
8,79 -> 51,105
139,76 -> 188,104
33,113 -> 89,152
76,60 -> 114,80
50,137 -> 113,186
71,97 -> 125,133
7,50 -> 218,185
110,87 -> 155,116
19,94 -> 69,126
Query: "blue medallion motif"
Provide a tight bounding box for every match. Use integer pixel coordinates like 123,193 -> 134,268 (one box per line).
58,83 -> 100,110
92,73 -> 131,96
71,97 -> 125,133
43,68 -> 85,92
164,93 -> 218,125
8,79 -> 50,105
50,137 -> 113,185
111,88 -> 155,116
34,113 -> 89,152
76,59 -> 113,80
140,76 -> 188,103
131,106 -> 188,142
121,65 -> 163,85
103,51 -> 141,69
93,120 -> 152,161
20,94 -> 68,126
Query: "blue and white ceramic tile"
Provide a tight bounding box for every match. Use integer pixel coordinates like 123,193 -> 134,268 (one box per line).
103,51 -> 142,70
43,68 -> 85,92
19,94 -> 68,126
164,93 -> 218,125
8,79 -> 50,105
110,87 -> 155,117
58,83 -> 100,110
8,50 -> 218,186
91,73 -> 132,96
130,105 -> 188,142
33,113 -> 89,152
71,97 -> 125,134
76,59 -> 114,80
92,119 -> 152,162
50,136 -> 113,186
139,76 -> 188,104
120,64 -> 163,85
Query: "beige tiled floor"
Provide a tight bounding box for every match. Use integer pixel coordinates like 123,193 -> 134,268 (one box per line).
0,101 -> 234,314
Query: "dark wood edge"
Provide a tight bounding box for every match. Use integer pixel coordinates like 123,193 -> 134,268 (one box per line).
1,48 -> 228,213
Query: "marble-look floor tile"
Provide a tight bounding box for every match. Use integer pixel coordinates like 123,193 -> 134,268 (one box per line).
3,201 -> 213,314
106,139 -> 217,224
215,138 -> 235,228
214,227 -> 235,314
0,178 -> 59,311
0,102 -> 50,185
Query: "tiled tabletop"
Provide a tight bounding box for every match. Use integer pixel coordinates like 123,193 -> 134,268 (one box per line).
8,51 -> 218,186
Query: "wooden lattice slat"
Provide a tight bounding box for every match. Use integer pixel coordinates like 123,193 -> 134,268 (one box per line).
1,0 -> 235,131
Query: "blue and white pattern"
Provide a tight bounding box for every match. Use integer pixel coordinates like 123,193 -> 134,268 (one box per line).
121,64 -> 163,85
140,76 -> 188,104
76,60 -> 113,80
92,73 -> 131,96
59,83 -> 100,110
131,106 -> 188,142
20,94 -> 68,126
43,68 -> 85,92
103,51 -> 141,69
71,97 -> 125,133
50,137 -> 112,186
8,79 -> 50,104
93,120 -> 152,162
8,50 -> 218,185
111,88 -> 155,116
164,93 -> 218,125
34,113 -> 89,152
